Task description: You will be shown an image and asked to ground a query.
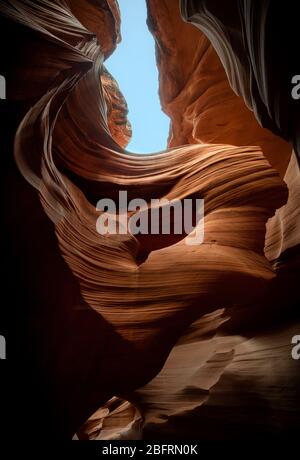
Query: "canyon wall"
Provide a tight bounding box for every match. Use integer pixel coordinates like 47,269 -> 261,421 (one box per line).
0,0 -> 299,440
78,0 -> 300,440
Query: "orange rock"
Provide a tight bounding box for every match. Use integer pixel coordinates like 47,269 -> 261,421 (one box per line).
1,0 -> 299,440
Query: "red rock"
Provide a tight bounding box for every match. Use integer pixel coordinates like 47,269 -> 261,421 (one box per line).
1,0 -> 299,440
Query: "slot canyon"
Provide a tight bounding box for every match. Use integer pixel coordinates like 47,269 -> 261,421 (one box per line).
0,0 -> 299,441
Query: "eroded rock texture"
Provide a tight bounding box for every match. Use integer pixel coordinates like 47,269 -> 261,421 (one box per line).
181,0 -> 300,160
0,0 -> 299,440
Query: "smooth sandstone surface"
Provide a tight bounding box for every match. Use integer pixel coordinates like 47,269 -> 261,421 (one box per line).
1,0 -> 299,439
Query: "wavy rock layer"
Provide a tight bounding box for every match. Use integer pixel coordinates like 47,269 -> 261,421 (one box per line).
147,0 -> 292,177
1,0 -> 299,439
181,0 -> 300,160
79,0 -> 300,440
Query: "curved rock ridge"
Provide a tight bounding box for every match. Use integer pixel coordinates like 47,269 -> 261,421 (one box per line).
101,66 -> 132,148
147,0 -> 292,178
78,0 -> 300,439
180,0 -> 300,161
1,0 -> 299,440
67,0 -> 121,58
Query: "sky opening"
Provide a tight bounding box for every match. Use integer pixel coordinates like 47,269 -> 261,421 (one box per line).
105,0 -> 170,154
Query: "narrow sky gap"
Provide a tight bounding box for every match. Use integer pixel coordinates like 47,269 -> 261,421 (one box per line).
105,0 -> 170,154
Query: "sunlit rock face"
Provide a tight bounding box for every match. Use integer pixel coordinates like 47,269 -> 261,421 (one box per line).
181,0 -> 300,161
1,0 -> 299,440
147,0 -> 292,177
101,67 -> 132,148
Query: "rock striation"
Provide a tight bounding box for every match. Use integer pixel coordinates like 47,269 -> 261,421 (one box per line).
0,0 -> 299,440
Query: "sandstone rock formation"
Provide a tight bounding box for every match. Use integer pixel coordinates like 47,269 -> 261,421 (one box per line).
1,0 -> 299,440
181,0 -> 300,161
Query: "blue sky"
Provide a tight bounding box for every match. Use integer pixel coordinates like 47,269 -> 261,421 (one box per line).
105,0 -> 170,153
